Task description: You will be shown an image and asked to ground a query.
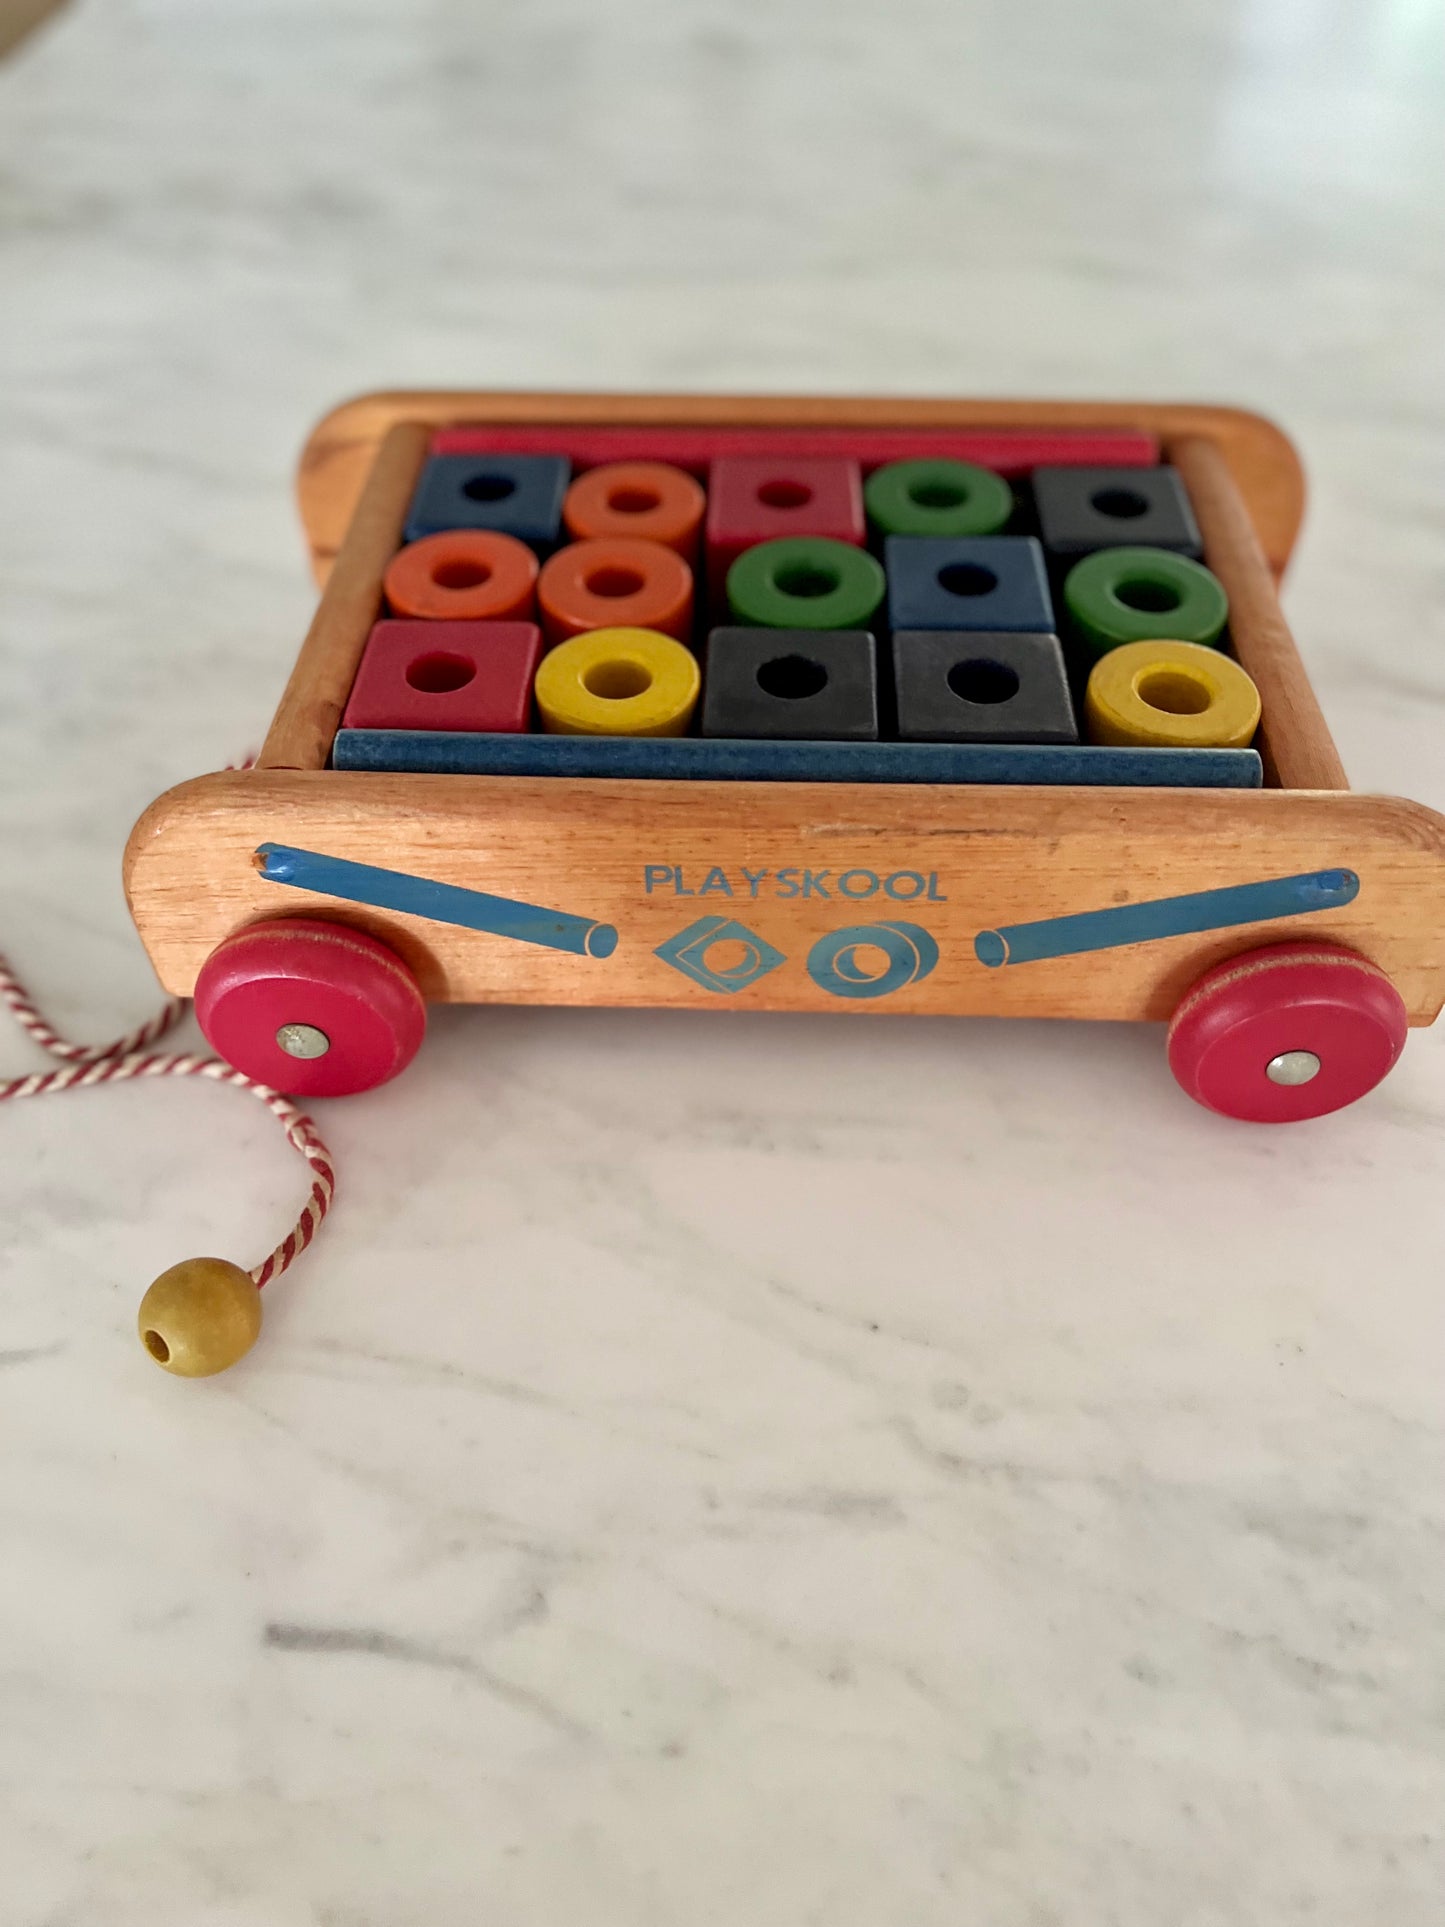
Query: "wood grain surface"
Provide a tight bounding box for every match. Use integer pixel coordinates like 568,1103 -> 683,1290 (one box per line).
126,772 -> 1445,1022
259,421 -> 430,770
1171,435 -> 1347,791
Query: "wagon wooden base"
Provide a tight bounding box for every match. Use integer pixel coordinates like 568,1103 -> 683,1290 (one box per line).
127,773 -> 1445,1030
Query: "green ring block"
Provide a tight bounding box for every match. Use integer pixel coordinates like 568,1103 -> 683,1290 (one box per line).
726,536 -> 886,631
1064,546 -> 1229,658
864,459 -> 1014,538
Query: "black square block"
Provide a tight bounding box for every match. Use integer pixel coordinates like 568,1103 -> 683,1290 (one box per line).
892,630 -> 1078,743
1031,465 -> 1202,559
702,628 -> 878,740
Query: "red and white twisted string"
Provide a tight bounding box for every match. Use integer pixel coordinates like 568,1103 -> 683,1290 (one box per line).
0,952 -> 334,1287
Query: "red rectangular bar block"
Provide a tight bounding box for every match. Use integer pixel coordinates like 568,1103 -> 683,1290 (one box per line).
705,455 -> 865,601
431,423 -> 1160,476
342,620 -> 543,733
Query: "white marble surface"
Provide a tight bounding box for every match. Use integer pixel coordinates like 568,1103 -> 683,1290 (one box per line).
2,1 -> 1444,1921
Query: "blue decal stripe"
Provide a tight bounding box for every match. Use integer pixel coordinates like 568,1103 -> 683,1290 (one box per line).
974,868 -> 1359,968
256,844 -> 618,959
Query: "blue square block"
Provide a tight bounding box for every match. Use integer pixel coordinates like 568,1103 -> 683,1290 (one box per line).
885,536 -> 1054,633
404,453 -> 570,548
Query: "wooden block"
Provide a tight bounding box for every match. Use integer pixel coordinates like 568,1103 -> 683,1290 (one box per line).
404,453 -> 569,548
563,461 -> 705,559
701,630 -> 879,741
537,537 -> 693,645
726,538 -> 885,632
341,620 -> 542,734
1085,640 -> 1259,749
1063,547 -> 1228,660
885,536 -> 1054,633
1032,464 -> 1202,559
893,631 -> 1077,744
331,730 -> 1261,786
383,530 -> 538,622
534,628 -> 700,737
429,423 -> 1161,476
705,456 -> 864,600
865,459 -> 1014,538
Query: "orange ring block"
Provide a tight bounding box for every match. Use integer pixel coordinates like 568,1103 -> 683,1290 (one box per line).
537,536 -> 694,645
384,530 -> 538,622
562,461 -> 706,559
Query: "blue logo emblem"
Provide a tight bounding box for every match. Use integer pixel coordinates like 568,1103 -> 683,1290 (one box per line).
654,916 -> 787,995
807,921 -> 939,999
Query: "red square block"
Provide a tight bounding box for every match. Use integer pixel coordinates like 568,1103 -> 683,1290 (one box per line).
705,456 -> 864,601
342,620 -> 542,733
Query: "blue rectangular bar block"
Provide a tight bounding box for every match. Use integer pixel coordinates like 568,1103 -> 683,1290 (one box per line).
333,730 -> 1262,787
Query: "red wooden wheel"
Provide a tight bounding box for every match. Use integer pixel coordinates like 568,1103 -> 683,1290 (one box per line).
195,918 -> 426,1097
1167,941 -> 1407,1123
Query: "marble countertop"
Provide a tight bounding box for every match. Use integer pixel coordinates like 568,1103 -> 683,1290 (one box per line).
2,2 -> 1443,1922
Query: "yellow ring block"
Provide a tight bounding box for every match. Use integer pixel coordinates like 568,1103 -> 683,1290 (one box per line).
535,626 -> 700,738
1085,639 -> 1261,749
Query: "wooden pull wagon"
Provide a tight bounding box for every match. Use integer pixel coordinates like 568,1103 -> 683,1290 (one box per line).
124,394 -> 1445,1129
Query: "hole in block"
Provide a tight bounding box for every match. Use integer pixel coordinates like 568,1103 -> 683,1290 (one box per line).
757,479 -> 814,509
908,478 -> 969,509
756,654 -> 829,700
937,562 -> 999,598
1091,486 -> 1150,519
406,651 -> 477,693
947,658 -> 1021,705
461,472 -> 517,503
143,1329 -> 170,1363
607,486 -> 662,514
583,659 -> 654,700
772,563 -> 839,600
585,566 -> 647,599
432,559 -> 493,590
1114,577 -> 1182,613
1135,667 -> 1213,715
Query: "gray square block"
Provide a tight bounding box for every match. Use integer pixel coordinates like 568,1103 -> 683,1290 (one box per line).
1031,465 -> 1202,559
892,630 -> 1078,743
702,628 -> 878,740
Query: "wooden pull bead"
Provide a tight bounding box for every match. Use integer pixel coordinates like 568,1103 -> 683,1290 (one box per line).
137,1258 -> 263,1377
